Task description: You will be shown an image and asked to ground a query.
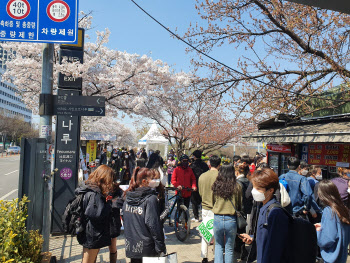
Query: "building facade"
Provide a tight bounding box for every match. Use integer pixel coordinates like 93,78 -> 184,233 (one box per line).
0,42 -> 32,123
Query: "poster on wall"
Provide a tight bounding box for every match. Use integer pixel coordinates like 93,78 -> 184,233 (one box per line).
308,144 -> 350,166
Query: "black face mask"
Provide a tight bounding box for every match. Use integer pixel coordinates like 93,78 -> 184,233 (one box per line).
181,162 -> 189,169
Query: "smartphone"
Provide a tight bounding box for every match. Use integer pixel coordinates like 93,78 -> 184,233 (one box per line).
236,233 -> 244,239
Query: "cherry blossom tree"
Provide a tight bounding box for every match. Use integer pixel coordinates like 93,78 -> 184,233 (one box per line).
185,0 -> 350,122
1,13 -> 192,119
81,116 -> 137,147
139,85 -> 254,156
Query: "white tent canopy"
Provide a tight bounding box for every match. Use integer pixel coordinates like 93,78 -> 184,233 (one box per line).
138,122 -> 168,158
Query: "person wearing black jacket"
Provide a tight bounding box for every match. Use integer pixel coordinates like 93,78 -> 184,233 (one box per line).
122,167 -> 166,263
75,165 -> 118,263
190,150 -> 209,221
100,148 -> 108,165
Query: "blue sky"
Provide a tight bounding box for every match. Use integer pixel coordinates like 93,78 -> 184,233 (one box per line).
81,0 -> 198,73
77,0 -> 247,130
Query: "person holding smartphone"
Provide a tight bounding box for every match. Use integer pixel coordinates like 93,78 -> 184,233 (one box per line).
240,168 -> 290,263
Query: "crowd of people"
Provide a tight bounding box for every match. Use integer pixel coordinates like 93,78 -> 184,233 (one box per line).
72,148 -> 350,263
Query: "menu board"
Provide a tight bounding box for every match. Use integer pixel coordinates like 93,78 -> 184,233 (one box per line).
308,144 -> 350,166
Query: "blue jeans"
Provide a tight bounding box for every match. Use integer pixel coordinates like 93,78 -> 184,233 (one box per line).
213,214 -> 237,263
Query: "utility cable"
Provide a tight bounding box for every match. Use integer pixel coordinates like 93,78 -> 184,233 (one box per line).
129,0 -> 348,103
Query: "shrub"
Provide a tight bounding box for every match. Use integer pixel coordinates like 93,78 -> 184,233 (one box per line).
0,196 -> 43,262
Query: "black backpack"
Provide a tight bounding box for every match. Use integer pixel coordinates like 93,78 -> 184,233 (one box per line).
266,203 -> 317,263
62,193 -> 85,235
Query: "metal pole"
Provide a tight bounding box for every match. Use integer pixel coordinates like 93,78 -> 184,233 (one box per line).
40,43 -> 54,252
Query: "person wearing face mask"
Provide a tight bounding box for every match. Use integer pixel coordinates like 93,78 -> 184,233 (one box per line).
122,167 -> 166,263
120,151 -> 131,185
240,168 -> 290,263
109,149 -> 121,181
331,167 -> 350,208
171,154 -> 197,210
299,161 -> 310,177
307,165 -> 321,192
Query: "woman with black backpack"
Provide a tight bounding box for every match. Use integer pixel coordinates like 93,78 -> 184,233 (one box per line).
75,165 -> 120,263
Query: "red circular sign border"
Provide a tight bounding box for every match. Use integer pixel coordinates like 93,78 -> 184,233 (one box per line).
6,0 -> 31,20
46,0 -> 70,23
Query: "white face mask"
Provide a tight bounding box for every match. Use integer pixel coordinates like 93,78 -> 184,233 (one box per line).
252,187 -> 266,202
113,154 -> 118,157
148,179 -> 160,188
125,155 -> 129,158
301,170 -> 308,176
316,175 -> 322,180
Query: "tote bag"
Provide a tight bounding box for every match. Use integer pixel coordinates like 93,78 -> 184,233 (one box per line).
143,252 -> 178,263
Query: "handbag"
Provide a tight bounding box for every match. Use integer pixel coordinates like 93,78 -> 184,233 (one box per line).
143,252 -> 178,263
229,199 -> 247,230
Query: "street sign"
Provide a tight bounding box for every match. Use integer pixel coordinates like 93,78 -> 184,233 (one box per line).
56,95 -> 105,107
52,89 -> 80,233
58,48 -> 83,88
39,94 -> 106,116
286,0 -> 350,14
53,105 -> 105,116
0,0 -> 79,43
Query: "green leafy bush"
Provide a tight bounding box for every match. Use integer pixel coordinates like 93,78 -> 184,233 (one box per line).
0,196 -> 43,263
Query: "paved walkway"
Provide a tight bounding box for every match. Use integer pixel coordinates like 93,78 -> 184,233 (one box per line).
50,222 -> 214,263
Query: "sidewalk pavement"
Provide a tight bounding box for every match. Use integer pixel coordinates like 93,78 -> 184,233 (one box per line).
50,222 -> 215,263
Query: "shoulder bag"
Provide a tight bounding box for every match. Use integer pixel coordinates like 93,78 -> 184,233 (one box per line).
229,199 -> 247,230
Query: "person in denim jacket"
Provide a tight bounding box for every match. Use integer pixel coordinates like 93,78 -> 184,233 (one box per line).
279,157 -> 320,216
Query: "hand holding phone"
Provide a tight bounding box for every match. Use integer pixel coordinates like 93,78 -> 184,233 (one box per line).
239,233 -> 253,244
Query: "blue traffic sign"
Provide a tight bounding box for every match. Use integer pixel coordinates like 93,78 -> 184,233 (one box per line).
0,0 -> 78,43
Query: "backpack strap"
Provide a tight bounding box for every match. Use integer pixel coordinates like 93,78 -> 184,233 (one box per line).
265,202 -> 292,226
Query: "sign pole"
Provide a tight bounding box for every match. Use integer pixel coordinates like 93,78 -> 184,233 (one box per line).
40,43 -> 54,252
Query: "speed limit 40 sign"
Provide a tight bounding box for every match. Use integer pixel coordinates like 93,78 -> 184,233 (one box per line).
0,0 -> 78,43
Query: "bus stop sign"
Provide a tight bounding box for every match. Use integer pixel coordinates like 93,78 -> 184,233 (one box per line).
0,0 -> 78,43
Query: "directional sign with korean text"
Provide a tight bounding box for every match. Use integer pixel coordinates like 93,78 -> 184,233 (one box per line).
0,0 -> 78,43
53,105 -> 105,116
55,95 -> 105,107
53,95 -> 106,116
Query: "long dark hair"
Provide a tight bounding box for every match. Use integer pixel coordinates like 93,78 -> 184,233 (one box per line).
212,164 -> 238,200
318,180 -> 350,225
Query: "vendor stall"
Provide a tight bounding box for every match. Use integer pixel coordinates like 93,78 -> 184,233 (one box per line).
244,114 -> 350,177
138,122 -> 168,158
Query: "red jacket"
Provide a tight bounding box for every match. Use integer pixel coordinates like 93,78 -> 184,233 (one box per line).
171,166 -> 196,198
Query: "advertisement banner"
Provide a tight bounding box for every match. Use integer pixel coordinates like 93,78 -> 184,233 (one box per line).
267,144 -> 292,153
308,144 -> 350,166
86,140 -> 97,163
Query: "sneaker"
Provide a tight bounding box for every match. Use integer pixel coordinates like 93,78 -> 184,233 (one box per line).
202,258 -> 208,263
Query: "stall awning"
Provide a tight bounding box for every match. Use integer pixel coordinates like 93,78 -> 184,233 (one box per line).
243,122 -> 350,143
81,132 -> 116,141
